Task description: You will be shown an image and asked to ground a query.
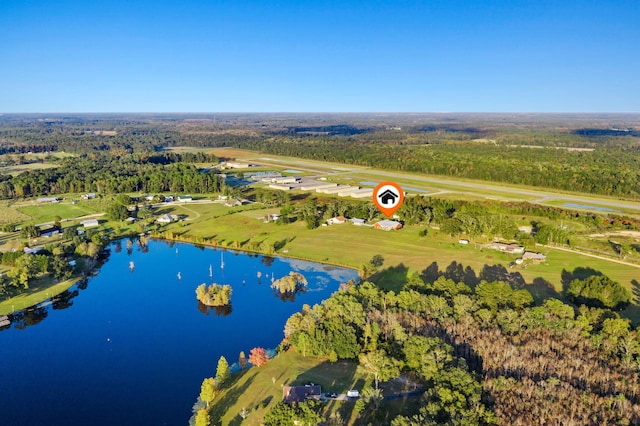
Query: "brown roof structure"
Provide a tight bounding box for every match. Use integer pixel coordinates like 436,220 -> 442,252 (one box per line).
282,385 -> 322,403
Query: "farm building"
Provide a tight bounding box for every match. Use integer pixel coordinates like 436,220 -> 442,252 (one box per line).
374,220 -> 403,231
268,184 -> 292,191
350,189 -> 374,198
327,216 -> 347,225
80,219 -> 99,228
156,214 -> 179,224
487,242 -> 525,254
522,252 -> 547,261
37,197 -> 60,203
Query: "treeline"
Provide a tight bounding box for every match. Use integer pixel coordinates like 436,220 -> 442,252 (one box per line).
0,154 -> 224,198
283,281 -> 498,425
281,266 -> 640,424
228,138 -> 640,199
3,116 -> 639,198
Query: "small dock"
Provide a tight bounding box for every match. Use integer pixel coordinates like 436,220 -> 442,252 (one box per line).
0,315 -> 11,327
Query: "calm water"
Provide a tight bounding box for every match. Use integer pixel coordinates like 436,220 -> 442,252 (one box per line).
0,240 -> 357,426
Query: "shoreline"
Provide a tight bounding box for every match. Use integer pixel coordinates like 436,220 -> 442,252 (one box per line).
0,276 -> 81,316
0,235 -> 359,316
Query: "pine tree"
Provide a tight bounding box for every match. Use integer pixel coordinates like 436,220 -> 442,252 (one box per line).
215,356 -> 230,386
199,377 -> 217,408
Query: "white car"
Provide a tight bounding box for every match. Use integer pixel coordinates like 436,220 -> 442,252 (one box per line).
346,390 -> 360,398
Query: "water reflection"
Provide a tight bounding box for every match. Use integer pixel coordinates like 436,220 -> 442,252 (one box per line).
261,255 -> 275,267
51,289 -> 79,310
12,306 -> 49,329
196,301 -> 233,317
273,288 -> 306,303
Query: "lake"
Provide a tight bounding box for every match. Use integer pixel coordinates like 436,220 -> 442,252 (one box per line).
0,239 -> 358,426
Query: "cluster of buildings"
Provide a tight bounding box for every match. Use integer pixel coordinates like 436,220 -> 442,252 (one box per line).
267,178 -> 374,199
325,215 -> 403,231
486,241 -> 546,263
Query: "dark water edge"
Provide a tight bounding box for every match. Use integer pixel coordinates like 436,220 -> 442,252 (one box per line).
0,239 -> 357,426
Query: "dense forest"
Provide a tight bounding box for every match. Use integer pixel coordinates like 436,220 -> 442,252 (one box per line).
0,153 -> 223,198
1,113 -> 639,198
273,268 -> 640,425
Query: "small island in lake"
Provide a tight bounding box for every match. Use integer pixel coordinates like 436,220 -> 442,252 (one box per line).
195,283 -> 232,307
270,272 -> 307,294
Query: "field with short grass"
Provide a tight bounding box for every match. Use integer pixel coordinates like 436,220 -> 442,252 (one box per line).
17,201 -> 102,223
208,349 -> 371,426
0,275 -> 79,315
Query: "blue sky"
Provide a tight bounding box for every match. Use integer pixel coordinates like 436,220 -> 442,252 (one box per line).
1,0 -> 638,112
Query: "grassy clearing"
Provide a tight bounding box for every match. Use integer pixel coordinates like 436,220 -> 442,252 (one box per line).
0,200 -> 32,225
17,201 -> 101,223
208,349 -> 370,426
0,162 -> 60,176
161,203 -> 640,290
0,275 -> 79,315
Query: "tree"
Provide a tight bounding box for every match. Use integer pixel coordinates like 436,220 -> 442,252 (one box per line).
361,386 -> 385,411
215,356 -> 230,386
264,400 -> 322,426
403,336 -> 453,381
51,255 -> 73,280
107,203 -> 128,221
566,274 -> 631,310
358,350 -> 400,390
7,253 -> 41,288
194,408 -> 211,426
370,254 -> 384,268
271,272 -> 307,294
199,377 -> 217,408
195,283 -> 232,307
21,224 -> 40,239
249,347 -> 269,366
239,351 -> 247,369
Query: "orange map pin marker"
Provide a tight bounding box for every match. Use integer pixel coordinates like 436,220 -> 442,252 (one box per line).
373,181 -> 404,217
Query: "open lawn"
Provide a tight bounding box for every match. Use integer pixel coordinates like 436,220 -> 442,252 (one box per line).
0,200 -> 32,225
163,205 -> 639,289
17,201 -> 102,223
207,349 -> 371,426
0,162 -> 60,176
0,275 -> 79,315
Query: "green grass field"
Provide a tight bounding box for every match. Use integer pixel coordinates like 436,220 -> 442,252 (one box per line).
207,349 -> 371,426
0,200 -> 32,225
17,201 -> 102,223
162,205 -> 639,289
0,275 -> 79,315
0,162 -> 60,176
